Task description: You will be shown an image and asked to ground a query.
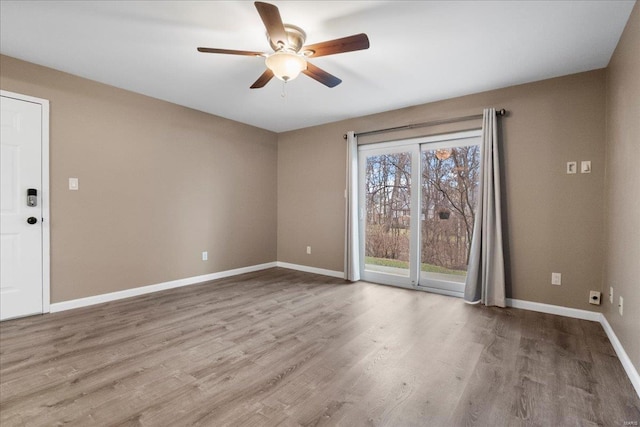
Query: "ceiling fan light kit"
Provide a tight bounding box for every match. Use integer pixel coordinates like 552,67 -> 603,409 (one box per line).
265,51 -> 307,82
197,1 -> 369,89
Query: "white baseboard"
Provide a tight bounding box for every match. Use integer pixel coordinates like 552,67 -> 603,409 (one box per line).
600,314 -> 640,398
50,261 -> 342,313
50,262 -> 277,313
506,298 -> 601,322
276,262 -> 344,279
507,298 -> 639,398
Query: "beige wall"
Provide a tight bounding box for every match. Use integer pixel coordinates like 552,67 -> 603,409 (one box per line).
278,70 -> 607,312
604,2 -> 640,373
1,55 -> 278,303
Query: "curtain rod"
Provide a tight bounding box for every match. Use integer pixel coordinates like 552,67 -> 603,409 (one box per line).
343,108 -> 507,139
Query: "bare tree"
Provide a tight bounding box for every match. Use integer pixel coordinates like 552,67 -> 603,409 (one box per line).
365,153 -> 411,262
422,146 -> 479,270
364,145 -> 479,273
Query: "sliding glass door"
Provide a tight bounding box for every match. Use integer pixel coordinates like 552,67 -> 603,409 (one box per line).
359,131 -> 481,296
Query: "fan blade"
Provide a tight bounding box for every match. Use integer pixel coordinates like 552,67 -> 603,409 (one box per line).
250,69 -> 274,89
303,62 -> 342,88
197,47 -> 264,57
303,33 -> 370,58
255,2 -> 288,48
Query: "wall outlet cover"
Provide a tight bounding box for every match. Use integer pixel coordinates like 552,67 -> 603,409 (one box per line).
589,290 -> 601,305
551,272 -> 562,285
619,296 -> 624,316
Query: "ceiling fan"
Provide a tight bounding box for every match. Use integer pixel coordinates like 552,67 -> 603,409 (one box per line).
197,1 -> 370,89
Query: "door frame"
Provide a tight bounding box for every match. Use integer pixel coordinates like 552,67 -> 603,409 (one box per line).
417,131 -> 482,297
358,142 -> 420,289
357,130 -> 481,298
1,90 -> 50,315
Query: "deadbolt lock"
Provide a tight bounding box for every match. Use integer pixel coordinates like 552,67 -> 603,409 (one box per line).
27,188 -> 38,207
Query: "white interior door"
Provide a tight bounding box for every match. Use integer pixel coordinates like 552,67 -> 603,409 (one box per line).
1,93 -> 49,321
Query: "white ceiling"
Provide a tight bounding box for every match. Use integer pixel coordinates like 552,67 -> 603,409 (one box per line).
0,1 -> 635,132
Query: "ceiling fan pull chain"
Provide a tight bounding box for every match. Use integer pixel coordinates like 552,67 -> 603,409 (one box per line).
281,81 -> 287,99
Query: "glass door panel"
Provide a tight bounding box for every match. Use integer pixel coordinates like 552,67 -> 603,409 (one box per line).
419,139 -> 480,294
360,146 -> 417,287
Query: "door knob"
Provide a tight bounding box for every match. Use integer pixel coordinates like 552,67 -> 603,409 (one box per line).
27,217 -> 38,225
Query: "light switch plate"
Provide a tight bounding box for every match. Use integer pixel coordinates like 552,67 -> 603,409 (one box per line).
69,177 -> 79,190
566,162 -> 577,174
581,161 -> 591,173
551,272 -> 561,285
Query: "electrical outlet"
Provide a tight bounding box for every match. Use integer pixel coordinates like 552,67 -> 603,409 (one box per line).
589,291 -> 601,305
202,251 -> 208,261
551,272 -> 561,285
619,296 -> 624,316
306,246 -> 311,255
609,286 -> 613,304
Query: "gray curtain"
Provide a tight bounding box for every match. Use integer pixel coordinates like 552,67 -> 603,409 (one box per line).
464,108 -> 506,307
344,131 -> 360,281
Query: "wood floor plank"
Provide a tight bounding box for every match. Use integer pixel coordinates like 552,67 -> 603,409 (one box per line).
1,268 -> 638,426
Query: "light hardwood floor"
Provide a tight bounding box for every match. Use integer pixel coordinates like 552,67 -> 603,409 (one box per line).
1,268 -> 638,426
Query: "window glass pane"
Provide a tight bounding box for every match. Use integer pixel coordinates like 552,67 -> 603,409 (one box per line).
420,144 -> 480,283
364,152 -> 411,277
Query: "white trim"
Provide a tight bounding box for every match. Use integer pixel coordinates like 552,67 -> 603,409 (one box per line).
41,97 -> 50,314
275,262 -> 344,279
0,90 -> 51,316
0,90 -> 49,106
50,262 -> 276,313
51,261 -> 346,313
506,298 -> 601,322
600,314 -> 640,398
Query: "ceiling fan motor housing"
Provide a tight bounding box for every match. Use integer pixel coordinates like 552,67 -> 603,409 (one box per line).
269,24 -> 307,52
